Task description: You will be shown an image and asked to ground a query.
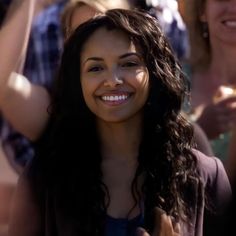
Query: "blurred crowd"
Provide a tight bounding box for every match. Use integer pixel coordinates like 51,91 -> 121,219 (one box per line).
1,0 -> 236,235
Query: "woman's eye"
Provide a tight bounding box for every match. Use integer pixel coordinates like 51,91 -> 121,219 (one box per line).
88,66 -> 103,72
122,61 -> 139,67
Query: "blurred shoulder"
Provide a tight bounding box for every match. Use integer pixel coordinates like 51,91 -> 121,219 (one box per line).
192,149 -> 232,210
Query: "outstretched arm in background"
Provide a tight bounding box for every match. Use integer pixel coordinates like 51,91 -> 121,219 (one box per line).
0,0 -> 50,141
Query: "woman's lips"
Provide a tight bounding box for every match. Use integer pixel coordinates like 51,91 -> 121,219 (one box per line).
99,92 -> 132,105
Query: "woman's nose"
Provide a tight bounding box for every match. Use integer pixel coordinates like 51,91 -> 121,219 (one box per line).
103,70 -> 123,87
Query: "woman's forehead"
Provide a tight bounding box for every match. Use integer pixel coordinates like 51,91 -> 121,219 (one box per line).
79,32 -> 146,69
81,27 -> 141,55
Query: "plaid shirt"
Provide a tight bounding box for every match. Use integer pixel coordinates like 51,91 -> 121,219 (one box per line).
149,0 -> 189,61
24,0 -> 66,89
0,0 -> 66,167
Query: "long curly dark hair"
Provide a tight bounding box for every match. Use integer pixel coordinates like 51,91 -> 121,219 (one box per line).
0,2 -> 7,26
32,9 -> 199,235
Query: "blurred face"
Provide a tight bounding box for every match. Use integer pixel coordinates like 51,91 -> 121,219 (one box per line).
200,0 -> 236,45
70,4 -> 99,31
80,27 -> 149,124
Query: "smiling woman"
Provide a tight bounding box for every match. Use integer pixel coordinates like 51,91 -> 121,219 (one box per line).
8,8 -> 231,236
80,28 -> 149,123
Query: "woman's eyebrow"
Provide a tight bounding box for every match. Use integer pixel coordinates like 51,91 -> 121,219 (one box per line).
119,52 -> 141,59
82,57 -> 103,66
82,52 -> 142,66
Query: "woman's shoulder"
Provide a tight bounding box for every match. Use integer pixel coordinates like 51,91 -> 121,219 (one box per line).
192,149 -> 225,181
192,149 -> 232,211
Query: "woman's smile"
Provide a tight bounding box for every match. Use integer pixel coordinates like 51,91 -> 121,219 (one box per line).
99,92 -> 132,106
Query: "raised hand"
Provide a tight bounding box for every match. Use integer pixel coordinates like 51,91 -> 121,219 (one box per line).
196,96 -> 236,139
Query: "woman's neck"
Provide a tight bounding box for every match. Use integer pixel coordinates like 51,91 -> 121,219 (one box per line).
191,42 -> 236,108
97,116 -> 142,163
97,116 -> 143,219
210,41 -> 236,84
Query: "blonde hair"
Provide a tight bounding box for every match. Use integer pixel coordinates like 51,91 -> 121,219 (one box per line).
61,0 -> 130,39
183,0 -> 210,72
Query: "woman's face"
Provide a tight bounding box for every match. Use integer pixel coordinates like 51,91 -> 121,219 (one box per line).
201,0 -> 236,45
80,27 -> 150,124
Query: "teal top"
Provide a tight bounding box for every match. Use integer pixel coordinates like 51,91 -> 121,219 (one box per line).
211,132 -> 231,161
105,214 -> 144,236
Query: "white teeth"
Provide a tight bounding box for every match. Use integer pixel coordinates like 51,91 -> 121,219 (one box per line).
101,95 -> 128,101
224,21 -> 236,27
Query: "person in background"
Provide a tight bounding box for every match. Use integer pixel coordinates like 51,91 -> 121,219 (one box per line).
8,9 -> 231,236
61,0 -> 130,40
184,0 -> 236,184
23,0 -> 67,89
0,0 -> 37,166
0,0 -> 65,171
146,0 -> 190,63
0,0 -> 37,234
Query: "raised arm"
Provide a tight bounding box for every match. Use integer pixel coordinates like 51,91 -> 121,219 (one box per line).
0,0 -> 50,141
8,170 -> 42,236
0,0 -> 35,81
